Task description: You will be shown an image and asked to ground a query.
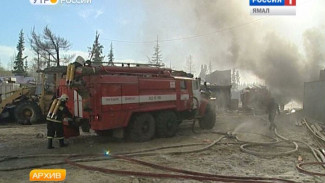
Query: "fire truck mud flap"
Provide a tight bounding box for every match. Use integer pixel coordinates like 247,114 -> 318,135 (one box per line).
127,113 -> 155,142
155,111 -> 178,138
199,104 -> 216,130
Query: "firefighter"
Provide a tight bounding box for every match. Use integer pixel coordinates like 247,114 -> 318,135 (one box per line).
202,82 -> 209,93
204,82 -> 208,91
47,94 -> 72,149
74,56 -> 85,67
202,82 -> 211,97
266,98 -> 280,130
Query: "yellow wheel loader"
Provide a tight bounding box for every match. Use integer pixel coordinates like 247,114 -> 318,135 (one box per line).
0,87 -> 42,124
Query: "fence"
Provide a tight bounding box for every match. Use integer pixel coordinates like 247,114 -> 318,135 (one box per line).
0,83 -> 21,100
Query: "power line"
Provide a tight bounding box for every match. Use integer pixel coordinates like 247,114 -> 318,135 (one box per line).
101,18 -> 265,44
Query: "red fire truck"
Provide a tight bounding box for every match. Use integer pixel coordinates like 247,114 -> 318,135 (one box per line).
54,63 -> 216,142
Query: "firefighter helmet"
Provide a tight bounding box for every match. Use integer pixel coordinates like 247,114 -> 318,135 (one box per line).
75,56 -> 85,66
59,94 -> 69,102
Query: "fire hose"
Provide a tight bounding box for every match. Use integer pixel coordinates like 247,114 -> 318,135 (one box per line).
296,162 -> 325,176
63,129 -> 297,183
237,129 -> 325,177
0,136 -> 225,171
65,154 -> 296,183
0,133 -> 297,182
1,116 -> 318,182
294,119 -> 325,176
239,129 -> 298,157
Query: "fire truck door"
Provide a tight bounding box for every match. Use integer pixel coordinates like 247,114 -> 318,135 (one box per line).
192,79 -> 201,109
179,80 -> 190,110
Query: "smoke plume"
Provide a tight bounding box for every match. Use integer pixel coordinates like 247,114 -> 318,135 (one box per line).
141,0 -> 325,103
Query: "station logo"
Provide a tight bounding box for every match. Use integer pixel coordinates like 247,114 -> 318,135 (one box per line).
30,0 -> 58,5
30,0 -> 92,5
250,0 -> 296,16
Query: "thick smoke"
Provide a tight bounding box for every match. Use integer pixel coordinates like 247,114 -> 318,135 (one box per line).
141,0 -> 325,103
303,28 -> 325,81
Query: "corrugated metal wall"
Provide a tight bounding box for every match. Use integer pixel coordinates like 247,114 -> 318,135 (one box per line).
304,81 -> 325,122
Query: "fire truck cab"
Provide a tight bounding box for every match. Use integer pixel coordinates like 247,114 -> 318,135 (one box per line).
56,63 -> 216,142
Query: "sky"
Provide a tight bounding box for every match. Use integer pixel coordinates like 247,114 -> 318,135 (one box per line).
0,0 -> 148,66
0,0 -> 324,84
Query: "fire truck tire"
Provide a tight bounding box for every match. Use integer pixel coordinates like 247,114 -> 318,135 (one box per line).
199,104 -> 216,130
155,111 -> 178,138
127,113 -> 155,142
14,101 -> 42,124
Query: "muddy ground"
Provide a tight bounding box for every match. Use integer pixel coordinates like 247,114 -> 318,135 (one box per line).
0,111 -> 324,183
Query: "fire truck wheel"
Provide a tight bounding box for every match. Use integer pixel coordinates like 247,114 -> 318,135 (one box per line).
199,104 -> 216,130
14,101 -> 42,124
155,111 -> 178,138
127,113 -> 155,142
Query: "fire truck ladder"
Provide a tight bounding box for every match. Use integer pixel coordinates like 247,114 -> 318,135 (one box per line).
100,62 -> 165,68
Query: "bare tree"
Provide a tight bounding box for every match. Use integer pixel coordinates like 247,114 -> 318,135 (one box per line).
185,55 -> 195,74
9,53 -> 15,71
0,62 -> 12,76
209,60 -> 212,74
30,29 -> 45,70
30,28 -> 50,82
30,26 -> 71,67
43,26 -> 71,66
199,64 -> 208,81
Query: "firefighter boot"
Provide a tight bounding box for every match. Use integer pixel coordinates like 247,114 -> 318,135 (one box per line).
47,139 -> 54,149
59,139 -> 68,147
